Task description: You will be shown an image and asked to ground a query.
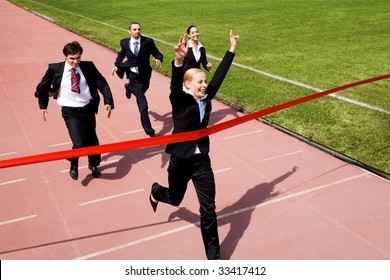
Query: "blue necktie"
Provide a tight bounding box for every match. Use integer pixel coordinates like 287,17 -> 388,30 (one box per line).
134,41 -> 139,56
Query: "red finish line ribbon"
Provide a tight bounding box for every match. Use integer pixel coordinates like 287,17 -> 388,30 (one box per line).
1,73 -> 389,169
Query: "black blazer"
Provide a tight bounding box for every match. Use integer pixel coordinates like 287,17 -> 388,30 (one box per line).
183,46 -> 209,74
36,61 -> 114,114
166,51 -> 235,158
114,35 -> 163,79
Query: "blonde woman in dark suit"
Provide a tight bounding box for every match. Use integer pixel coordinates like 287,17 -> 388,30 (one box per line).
150,31 -> 239,260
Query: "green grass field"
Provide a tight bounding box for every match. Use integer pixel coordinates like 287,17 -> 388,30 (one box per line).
10,0 -> 390,175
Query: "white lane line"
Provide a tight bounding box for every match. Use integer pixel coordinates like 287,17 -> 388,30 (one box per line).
210,113 -> 231,120
79,189 -> 144,206
30,11 -> 54,22
146,149 -> 165,156
259,150 -> 304,162
125,128 -> 144,134
74,222 -> 197,260
60,159 -> 119,173
125,125 -> 169,134
0,214 -> 37,226
48,142 -> 72,148
218,173 -> 368,219
223,129 -> 263,140
0,151 -> 17,157
229,61 -> 390,114
214,167 -> 233,174
0,178 -> 26,186
74,172 -> 367,259
28,0 -> 389,114
328,93 -> 389,114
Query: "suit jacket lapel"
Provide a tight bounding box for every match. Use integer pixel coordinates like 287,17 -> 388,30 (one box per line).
79,62 -> 93,93
125,38 -> 131,53
52,62 -> 65,92
79,62 -> 99,101
131,36 -> 144,56
126,38 -> 137,57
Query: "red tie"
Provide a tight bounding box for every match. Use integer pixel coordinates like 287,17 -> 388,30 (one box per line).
71,68 -> 80,93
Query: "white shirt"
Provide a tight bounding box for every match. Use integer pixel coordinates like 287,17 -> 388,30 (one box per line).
188,40 -> 204,62
129,37 -> 141,74
57,63 -> 92,107
183,86 -> 208,154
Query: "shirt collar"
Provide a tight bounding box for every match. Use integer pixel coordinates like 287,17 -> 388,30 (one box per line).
65,62 -> 79,73
188,40 -> 203,49
183,86 -> 208,101
130,37 -> 141,45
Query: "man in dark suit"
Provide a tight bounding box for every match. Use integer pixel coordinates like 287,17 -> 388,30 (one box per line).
36,41 -> 114,180
112,22 -> 163,137
149,31 -> 239,260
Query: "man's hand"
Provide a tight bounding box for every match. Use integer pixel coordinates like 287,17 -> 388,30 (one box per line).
154,59 -> 162,67
111,66 -> 118,76
105,104 -> 112,118
41,109 -> 48,121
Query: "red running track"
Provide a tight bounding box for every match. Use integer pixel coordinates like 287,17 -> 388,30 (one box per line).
0,1 -> 389,260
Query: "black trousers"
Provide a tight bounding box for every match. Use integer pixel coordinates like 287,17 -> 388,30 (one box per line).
128,72 -> 155,136
152,154 -> 220,260
61,104 -> 101,167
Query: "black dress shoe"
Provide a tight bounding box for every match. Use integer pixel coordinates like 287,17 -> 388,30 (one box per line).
89,165 -> 101,178
149,182 -> 159,212
69,165 -> 78,180
124,83 -> 133,99
149,132 -> 160,137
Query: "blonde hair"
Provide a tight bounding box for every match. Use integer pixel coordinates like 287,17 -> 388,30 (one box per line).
183,68 -> 203,86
